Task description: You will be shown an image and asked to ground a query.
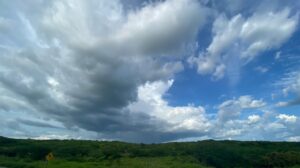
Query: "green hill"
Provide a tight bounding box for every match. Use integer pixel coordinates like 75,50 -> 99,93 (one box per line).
0,136 -> 300,168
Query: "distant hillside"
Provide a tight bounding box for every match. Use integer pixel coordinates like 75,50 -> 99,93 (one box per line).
0,136 -> 300,168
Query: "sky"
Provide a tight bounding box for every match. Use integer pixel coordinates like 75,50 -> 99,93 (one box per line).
0,0 -> 300,143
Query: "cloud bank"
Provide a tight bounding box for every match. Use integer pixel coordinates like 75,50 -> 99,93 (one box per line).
0,0 -> 299,142
0,0 -> 208,142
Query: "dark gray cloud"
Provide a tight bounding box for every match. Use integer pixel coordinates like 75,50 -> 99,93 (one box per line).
286,98 -> 300,106
17,118 -> 62,129
277,98 -> 300,107
1,0 -> 299,142
0,0 -> 207,142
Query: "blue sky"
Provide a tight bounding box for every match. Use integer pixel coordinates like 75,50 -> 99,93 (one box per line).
170,28 -> 300,106
0,0 -> 300,143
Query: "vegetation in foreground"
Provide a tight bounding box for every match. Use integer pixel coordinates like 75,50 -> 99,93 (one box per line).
0,136 -> 300,168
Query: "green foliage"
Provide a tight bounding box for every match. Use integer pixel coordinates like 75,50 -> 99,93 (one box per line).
260,151 -> 300,167
0,156 -> 207,168
0,136 -> 300,168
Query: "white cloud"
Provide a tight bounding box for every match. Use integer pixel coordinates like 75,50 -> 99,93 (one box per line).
0,0 -> 299,142
43,0 -> 207,56
248,115 -> 260,124
129,80 -> 211,132
189,8 -> 298,81
116,0 -> 207,56
275,101 -> 289,107
33,134 -> 72,140
210,103 -> 299,140
239,9 -> 298,59
276,114 -> 297,123
287,136 -> 300,142
275,51 -> 281,60
276,71 -> 300,106
222,129 -> 243,137
283,72 -> 300,95
0,0 -> 209,142
217,95 -> 265,123
212,64 -> 226,80
254,66 -> 269,73
217,100 -> 242,122
238,95 -> 266,108
265,122 -> 286,131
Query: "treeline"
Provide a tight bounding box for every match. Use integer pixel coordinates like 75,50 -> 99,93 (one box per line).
1,136 -> 300,168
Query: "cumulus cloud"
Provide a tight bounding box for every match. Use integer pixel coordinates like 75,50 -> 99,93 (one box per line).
276,101 -> 289,107
43,0 -> 207,56
188,8 -> 298,82
213,110 -> 299,141
0,0 -> 208,142
129,80 -> 211,133
276,114 -> 297,123
287,136 -> 300,142
0,0 -> 299,143
212,102 -> 299,141
265,122 -> 286,131
248,115 -> 260,124
238,95 -> 266,108
217,95 -> 266,123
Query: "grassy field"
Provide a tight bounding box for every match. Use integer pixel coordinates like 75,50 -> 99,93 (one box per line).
1,136 -> 300,168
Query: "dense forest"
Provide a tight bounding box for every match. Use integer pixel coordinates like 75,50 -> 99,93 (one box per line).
0,136 -> 300,168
